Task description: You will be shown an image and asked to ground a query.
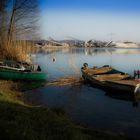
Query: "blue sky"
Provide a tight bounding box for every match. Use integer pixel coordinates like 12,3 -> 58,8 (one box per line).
41,0 -> 140,12
40,0 -> 140,42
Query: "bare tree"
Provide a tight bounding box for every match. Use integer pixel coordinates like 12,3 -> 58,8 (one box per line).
0,0 -> 39,43
0,0 -> 40,61
8,0 -> 39,41
0,0 -> 8,43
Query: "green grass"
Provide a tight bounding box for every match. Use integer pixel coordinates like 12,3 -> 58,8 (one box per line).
0,80 -> 138,140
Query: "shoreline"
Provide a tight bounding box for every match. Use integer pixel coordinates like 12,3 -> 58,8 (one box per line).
34,44 -> 140,53
0,79 -> 138,140
34,41 -> 140,49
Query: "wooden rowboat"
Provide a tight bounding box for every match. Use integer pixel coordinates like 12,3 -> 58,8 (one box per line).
81,65 -> 130,84
81,64 -> 140,94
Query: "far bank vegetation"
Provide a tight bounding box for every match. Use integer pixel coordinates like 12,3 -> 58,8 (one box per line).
0,0 -> 39,62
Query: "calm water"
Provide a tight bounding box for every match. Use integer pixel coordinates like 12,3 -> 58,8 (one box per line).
25,47 -> 140,137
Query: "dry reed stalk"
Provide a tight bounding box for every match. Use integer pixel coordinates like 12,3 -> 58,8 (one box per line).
46,77 -> 83,86
0,39 -> 32,62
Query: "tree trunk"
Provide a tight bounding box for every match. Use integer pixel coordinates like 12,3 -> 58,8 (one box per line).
8,0 -> 16,43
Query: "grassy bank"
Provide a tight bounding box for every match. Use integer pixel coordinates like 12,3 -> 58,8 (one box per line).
0,80 -> 137,140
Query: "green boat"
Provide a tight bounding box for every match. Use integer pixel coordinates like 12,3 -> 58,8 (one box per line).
0,60 -> 47,81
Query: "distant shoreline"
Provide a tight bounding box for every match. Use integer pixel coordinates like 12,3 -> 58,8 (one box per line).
35,40 -> 140,49
35,43 -> 140,50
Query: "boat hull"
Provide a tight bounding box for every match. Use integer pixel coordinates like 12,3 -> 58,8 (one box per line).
81,66 -> 137,94
0,70 -> 47,81
104,81 -> 135,93
104,80 -> 139,94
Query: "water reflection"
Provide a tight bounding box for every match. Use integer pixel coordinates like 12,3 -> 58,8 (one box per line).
33,47 -> 140,80
28,47 -> 140,137
86,80 -> 140,108
34,47 -> 140,56
41,47 -> 140,55
105,92 -> 140,108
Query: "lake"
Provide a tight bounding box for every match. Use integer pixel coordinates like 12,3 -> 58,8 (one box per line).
25,47 -> 140,137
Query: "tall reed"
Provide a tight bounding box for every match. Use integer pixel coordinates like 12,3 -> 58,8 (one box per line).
0,39 -> 34,63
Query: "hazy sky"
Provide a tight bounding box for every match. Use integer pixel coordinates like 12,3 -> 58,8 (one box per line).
40,0 -> 140,42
